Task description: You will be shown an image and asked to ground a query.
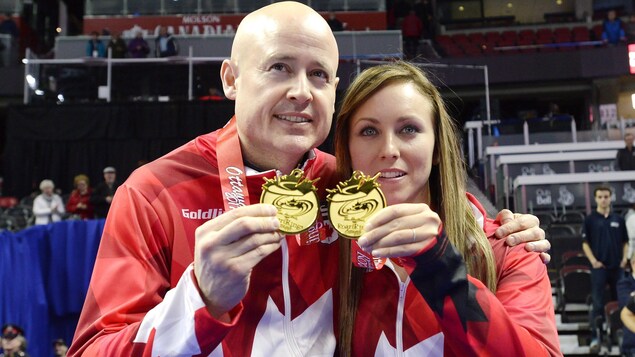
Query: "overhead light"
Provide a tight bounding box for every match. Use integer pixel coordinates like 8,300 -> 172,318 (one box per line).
507,2 -> 513,8
34,89 -> 44,96
26,74 -> 36,89
57,94 -> 65,103
458,5 -> 464,11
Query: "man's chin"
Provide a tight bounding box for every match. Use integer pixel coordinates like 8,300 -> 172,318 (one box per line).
276,140 -> 316,159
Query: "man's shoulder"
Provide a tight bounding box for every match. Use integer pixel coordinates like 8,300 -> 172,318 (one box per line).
124,131 -> 220,190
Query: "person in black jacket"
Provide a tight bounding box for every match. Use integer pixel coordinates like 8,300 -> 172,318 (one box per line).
618,133 -> 635,171
154,26 -> 178,57
90,166 -> 119,218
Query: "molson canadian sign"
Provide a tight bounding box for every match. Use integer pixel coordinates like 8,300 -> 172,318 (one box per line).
83,12 -> 387,37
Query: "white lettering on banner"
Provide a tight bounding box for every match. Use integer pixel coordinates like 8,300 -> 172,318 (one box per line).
121,24 -> 235,38
181,15 -> 221,24
171,24 -> 235,35
181,208 -> 223,220
225,166 -> 246,210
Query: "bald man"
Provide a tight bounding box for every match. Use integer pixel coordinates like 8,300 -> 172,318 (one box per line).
69,2 -> 548,356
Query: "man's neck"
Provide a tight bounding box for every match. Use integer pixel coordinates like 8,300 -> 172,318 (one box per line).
597,207 -> 611,216
242,149 -> 309,175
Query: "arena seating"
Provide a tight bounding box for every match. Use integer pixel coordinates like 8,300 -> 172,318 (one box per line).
436,23 -> 605,58
556,264 -> 592,323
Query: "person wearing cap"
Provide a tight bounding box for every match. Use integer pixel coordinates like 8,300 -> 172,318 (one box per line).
90,166 -> 119,219
32,179 -> 65,225
1,324 -> 29,357
52,339 -> 67,357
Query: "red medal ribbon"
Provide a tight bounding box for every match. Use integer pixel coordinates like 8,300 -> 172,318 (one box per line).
217,117 -> 331,246
351,240 -> 386,270
217,117 -> 250,211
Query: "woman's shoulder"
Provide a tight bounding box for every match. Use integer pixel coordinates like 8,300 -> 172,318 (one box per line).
488,236 -> 545,279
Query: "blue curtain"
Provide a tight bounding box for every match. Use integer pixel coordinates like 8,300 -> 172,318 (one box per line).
0,219 -> 105,357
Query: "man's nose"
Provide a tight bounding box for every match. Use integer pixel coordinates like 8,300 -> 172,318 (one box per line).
287,75 -> 313,103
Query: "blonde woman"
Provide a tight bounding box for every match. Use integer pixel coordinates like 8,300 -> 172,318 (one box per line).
33,179 -> 65,225
334,62 -> 560,356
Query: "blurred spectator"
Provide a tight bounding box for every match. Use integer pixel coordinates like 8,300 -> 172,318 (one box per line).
413,0 -> 434,39
326,12 -> 344,31
154,26 -> 178,57
618,133 -> 635,171
618,257 -> 635,356
127,31 -> 150,58
85,31 -> 106,58
1,324 -> 30,357
0,13 -> 19,66
90,166 -> 119,218
52,339 -> 67,357
66,174 -> 94,220
32,179 -> 65,225
402,9 -> 423,59
107,32 -> 127,58
0,13 -> 19,39
602,9 -> 627,45
199,87 -> 226,101
626,14 -> 635,42
583,185 -> 629,352
627,202 -> 635,260
391,0 -> 411,29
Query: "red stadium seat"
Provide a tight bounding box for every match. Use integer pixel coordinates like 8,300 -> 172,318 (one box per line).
468,32 -> 485,45
553,27 -> 572,43
556,264 -> 592,322
561,250 -> 590,268
536,28 -> 554,41
572,26 -> 591,42
451,33 -> 469,44
485,31 -> 501,44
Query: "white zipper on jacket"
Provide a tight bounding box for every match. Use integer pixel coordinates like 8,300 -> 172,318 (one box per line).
386,259 -> 409,356
396,278 -> 408,356
281,238 -> 303,356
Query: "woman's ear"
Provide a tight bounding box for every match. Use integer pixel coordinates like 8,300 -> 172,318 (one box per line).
220,59 -> 238,100
432,145 -> 440,165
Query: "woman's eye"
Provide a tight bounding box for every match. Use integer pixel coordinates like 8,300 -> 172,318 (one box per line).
360,127 -> 377,136
401,125 -> 419,134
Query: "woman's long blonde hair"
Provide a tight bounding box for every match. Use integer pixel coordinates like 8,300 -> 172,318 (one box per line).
334,61 -> 497,356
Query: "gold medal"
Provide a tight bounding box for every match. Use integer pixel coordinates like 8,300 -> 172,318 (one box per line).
326,171 -> 386,239
260,169 -> 320,234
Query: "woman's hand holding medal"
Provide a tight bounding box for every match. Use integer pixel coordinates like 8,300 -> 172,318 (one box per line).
324,171 -> 440,268
356,203 -> 441,258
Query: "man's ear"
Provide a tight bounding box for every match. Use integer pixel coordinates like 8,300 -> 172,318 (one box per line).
220,59 -> 238,100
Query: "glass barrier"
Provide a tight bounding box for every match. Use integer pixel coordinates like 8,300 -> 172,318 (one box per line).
0,0 -> 18,14
84,0 -> 383,15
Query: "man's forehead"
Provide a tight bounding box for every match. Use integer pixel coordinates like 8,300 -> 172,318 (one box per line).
236,9 -> 337,57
